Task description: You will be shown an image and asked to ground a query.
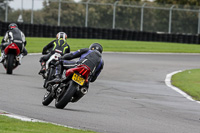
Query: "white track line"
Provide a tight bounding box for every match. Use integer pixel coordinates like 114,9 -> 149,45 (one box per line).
165,70 -> 200,104
28,52 -> 200,56
104,52 -> 200,55
0,110 -> 77,129
27,53 -> 41,55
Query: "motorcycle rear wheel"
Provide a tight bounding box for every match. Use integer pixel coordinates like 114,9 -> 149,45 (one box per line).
55,81 -> 77,109
7,54 -> 14,74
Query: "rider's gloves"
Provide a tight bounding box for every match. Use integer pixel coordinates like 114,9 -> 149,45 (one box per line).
42,51 -> 47,55
55,61 -> 60,66
58,56 -> 64,61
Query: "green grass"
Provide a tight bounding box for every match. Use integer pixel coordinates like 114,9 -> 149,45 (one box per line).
171,69 -> 200,101
1,37 -> 200,53
20,37 -> 200,53
0,115 -> 96,133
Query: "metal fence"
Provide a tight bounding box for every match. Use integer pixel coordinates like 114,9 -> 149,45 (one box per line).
1,0 -> 200,35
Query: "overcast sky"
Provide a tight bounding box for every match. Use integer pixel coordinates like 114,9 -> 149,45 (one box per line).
9,0 -> 152,10
9,0 -> 43,10
9,0 -> 81,10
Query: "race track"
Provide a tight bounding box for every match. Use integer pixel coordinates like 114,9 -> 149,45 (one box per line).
1,52 -> 200,133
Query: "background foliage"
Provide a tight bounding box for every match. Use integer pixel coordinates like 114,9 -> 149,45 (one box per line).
0,0 -> 200,34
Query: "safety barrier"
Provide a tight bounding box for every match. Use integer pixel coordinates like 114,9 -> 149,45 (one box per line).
0,21 -> 199,44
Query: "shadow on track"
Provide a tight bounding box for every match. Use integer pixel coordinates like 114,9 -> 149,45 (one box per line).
42,105 -> 96,114
0,72 -> 32,77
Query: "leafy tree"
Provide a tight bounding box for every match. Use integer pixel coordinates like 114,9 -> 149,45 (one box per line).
154,0 -> 199,34
155,0 -> 200,6
0,0 -> 13,21
0,0 -> 13,3
2,0 -> 199,34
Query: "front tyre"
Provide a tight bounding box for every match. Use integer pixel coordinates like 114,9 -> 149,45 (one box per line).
7,54 -> 15,74
55,81 -> 77,109
47,67 -> 55,81
42,91 -> 54,106
44,67 -> 55,88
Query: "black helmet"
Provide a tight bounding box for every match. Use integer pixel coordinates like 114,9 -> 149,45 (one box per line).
56,32 -> 67,41
8,23 -> 18,30
89,43 -> 103,53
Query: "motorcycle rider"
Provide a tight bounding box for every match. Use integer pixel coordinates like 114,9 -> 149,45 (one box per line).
38,32 -> 70,75
0,23 -> 28,64
46,43 -> 104,89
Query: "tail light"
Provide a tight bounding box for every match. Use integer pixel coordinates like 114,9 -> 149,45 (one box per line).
4,43 -> 20,55
65,65 -> 90,82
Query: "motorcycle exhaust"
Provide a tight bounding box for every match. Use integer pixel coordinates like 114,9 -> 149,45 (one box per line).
71,87 -> 88,103
80,87 -> 88,95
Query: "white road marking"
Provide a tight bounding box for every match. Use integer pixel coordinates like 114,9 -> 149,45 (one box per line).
104,52 -> 200,55
28,52 -> 200,56
0,110 -> 77,129
27,53 -> 41,55
165,70 -> 200,104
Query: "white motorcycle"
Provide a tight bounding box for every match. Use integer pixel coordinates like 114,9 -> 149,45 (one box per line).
42,49 -> 62,88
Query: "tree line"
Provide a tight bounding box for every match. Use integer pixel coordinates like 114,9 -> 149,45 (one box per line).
0,0 -> 199,34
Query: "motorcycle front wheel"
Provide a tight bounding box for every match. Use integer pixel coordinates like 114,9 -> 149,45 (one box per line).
44,67 -> 55,88
42,91 -> 54,106
55,81 -> 77,109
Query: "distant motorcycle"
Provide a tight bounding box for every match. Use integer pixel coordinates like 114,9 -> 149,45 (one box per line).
41,49 -> 62,88
2,42 -> 21,74
42,64 -> 90,109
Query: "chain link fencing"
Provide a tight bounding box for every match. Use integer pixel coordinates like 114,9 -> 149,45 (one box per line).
1,0 -> 200,35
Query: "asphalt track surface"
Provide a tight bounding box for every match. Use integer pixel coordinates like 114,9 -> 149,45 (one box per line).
0,52 -> 200,133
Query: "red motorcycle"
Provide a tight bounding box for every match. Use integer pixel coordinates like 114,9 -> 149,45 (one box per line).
42,64 -> 90,109
2,42 -> 21,74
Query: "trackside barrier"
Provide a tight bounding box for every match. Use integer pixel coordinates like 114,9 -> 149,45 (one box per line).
0,21 -> 199,44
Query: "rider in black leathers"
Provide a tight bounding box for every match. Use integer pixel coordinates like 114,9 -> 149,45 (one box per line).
47,43 -> 104,89
38,32 -> 70,75
0,23 -> 28,64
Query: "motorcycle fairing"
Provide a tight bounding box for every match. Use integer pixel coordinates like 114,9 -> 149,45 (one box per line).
4,43 -> 20,55
65,64 -> 91,82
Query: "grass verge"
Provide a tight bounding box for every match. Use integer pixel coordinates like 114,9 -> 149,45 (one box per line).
22,37 -> 200,53
171,69 -> 200,101
0,115 -> 96,133
1,36 -> 200,53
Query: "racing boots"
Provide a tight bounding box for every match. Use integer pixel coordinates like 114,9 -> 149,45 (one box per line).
17,54 -> 23,65
46,75 -> 62,86
0,52 -> 5,63
38,62 -> 46,75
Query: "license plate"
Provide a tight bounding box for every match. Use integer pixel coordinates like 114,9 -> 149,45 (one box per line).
72,73 -> 85,86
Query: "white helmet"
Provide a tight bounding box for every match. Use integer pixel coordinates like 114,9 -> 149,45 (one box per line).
56,32 -> 67,41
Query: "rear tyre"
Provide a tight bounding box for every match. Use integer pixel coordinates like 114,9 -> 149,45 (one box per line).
55,81 -> 77,109
7,54 -> 14,74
